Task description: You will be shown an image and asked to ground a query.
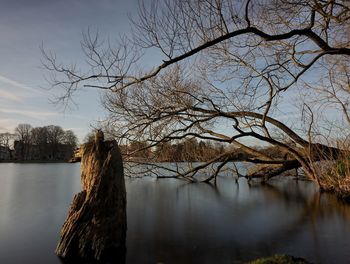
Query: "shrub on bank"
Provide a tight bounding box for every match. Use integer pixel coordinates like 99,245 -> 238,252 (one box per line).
248,254 -> 311,264
317,152 -> 350,201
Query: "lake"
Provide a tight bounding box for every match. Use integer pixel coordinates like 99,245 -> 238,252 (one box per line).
0,163 -> 350,263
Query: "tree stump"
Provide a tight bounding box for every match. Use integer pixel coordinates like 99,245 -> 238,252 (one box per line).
55,132 -> 126,263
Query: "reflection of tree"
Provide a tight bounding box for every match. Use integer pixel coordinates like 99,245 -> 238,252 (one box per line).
189,178 -> 350,248
244,180 -> 350,252
126,177 -> 350,263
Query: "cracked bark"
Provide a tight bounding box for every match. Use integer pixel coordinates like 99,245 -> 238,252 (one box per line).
56,132 -> 126,263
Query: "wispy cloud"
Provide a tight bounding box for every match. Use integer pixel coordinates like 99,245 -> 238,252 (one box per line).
0,107 -> 59,120
0,89 -> 24,102
0,119 -> 21,132
0,74 -> 43,94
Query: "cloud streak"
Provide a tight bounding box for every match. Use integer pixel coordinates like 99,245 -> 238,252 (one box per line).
0,89 -> 24,101
0,107 -> 59,119
0,118 -> 21,132
0,74 -> 43,94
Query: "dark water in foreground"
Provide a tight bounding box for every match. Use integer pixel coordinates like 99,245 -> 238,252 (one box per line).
0,163 -> 350,264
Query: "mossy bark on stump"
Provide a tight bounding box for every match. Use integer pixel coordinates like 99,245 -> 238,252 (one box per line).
55,132 -> 126,262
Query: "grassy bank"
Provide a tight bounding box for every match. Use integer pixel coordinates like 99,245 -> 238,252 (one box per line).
314,149 -> 350,202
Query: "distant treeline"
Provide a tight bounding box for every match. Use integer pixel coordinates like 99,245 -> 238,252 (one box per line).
0,124 -> 78,161
81,131 -> 289,163
119,138 -> 225,162
118,138 -> 288,162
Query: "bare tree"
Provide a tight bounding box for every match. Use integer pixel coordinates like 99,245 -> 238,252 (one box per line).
43,0 -> 350,184
15,124 -> 32,143
0,132 -> 14,158
63,130 -> 78,148
14,124 -> 32,160
31,127 -> 48,146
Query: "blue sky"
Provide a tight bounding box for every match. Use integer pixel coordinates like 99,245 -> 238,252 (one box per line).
1,0 -> 339,146
0,0 -> 140,141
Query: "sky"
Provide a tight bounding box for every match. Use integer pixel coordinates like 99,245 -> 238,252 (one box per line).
0,0 -> 140,141
1,0 -> 342,147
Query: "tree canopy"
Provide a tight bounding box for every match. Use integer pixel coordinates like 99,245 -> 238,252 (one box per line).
1,124 -> 79,161
43,0 -> 350,183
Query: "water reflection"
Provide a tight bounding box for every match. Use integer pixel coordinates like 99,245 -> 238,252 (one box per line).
0,164 -> 350,263
126,177 -> 350,263
0,163 -> 81,264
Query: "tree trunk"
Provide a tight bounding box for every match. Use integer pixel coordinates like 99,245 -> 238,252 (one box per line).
55,132 -> 126,263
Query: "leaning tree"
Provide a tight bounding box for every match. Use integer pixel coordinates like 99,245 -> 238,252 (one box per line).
43,0 -> 350,184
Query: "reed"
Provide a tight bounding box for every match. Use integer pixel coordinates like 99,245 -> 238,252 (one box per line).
310,141 -> 350,201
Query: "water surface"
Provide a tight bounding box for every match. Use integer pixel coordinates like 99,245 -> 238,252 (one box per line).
0,163 -> 350,263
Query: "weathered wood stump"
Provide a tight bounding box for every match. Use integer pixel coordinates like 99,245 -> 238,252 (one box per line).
56,132 -> 126,263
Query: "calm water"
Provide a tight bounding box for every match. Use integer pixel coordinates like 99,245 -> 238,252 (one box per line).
0,163 -> 350,264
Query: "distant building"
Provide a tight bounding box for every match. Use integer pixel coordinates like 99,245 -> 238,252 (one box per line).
0,146 -> 11,160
